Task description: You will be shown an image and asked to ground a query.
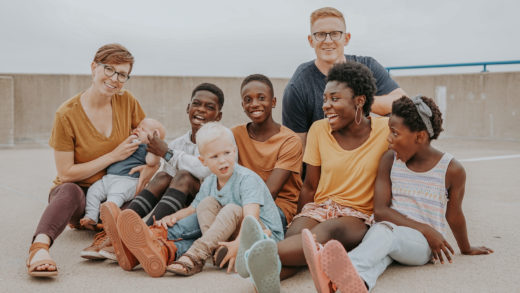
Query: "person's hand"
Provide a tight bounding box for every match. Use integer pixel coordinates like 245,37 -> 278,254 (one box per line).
263,228 -> 272,237
462,246 -> 494,255
155,214 -> 177,230
217,239 -> 240,273
421,225 -> 455,264
110,135 -> 140,162
147,131 -> 169,157
130,164 -> 159,195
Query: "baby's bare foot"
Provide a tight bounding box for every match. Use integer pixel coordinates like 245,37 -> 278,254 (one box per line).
80,217 -> 97,231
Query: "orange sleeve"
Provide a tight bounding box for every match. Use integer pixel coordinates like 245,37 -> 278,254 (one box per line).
274,135 -> 303,173
48,113 -> 75,151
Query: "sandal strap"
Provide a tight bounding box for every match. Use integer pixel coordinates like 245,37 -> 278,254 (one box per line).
27,242 -> 55,270
172,259 -> 194,270
169,253 -> 205,275
28,259 -> 57,270
29,242 -> 50,253
184,253 -> 205,267
28,242 -> 50,263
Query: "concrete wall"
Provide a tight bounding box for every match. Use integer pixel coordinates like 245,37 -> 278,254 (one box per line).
393,72 -> 520,140
0,71 -> 519,146
3,74 -> 288,145
0,77 -> 14,146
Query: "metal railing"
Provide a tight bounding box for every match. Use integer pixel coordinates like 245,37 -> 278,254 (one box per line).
386,60 -> 520,73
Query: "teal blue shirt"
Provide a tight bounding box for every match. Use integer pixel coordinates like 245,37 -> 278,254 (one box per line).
191,164 -> 284,242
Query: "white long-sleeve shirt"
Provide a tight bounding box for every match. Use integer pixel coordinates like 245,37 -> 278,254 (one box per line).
161,131 -> 210,181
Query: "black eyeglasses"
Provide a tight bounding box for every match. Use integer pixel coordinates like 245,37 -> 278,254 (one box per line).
98,63 -> 130,83
312,31 -> 344,42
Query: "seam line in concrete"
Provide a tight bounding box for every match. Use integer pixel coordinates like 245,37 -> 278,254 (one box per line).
459,154 -> 520,162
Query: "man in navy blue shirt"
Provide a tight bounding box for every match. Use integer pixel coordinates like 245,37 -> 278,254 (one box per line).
282,7 -> 406,147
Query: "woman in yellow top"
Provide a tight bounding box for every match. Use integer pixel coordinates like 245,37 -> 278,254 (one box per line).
276,61 -> 391,281
26,44 -> 149,277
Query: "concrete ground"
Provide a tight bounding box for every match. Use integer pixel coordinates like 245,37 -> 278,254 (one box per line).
1,138 -> 519,293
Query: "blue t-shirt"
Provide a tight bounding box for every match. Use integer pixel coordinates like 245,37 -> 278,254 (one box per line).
282,55 -> 399,133
191,164 -> 284,242
107,144 -> 147,178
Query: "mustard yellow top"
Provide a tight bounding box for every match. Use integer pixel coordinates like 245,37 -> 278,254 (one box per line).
303,117 -> 389,215
49,90 -> 145,187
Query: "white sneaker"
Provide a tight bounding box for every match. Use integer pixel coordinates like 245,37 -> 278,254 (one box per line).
80,231 -> 110,260
99,246 -> 117,261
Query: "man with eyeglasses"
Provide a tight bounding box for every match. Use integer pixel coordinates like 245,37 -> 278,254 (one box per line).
282,7 -> 406,148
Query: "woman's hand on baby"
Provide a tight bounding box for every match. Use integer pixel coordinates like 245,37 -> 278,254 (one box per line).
422,225 -> 454,264
155,215 -> 177,230
217,239 -> 239,273
147,132 -> 168,157
110,135 -> 140,162
462,246 -> 494,255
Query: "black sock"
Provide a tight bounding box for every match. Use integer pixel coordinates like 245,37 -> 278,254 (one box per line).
128,189 -> 159,218
146,188 -> 188,226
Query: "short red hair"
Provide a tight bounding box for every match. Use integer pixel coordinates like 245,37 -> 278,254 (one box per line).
310,7 -> 346,28
93,43 -> 134,73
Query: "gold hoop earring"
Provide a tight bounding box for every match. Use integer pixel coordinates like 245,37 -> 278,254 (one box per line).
355,106 -> 362,125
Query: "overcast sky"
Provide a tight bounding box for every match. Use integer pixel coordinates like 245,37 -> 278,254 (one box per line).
1,0 -> 519,77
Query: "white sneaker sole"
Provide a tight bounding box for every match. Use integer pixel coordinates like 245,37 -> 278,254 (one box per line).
80,250 -> 105,260
99,249 -> 117,261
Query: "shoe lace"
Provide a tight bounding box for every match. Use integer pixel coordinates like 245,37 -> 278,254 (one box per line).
92,231 -> 107,246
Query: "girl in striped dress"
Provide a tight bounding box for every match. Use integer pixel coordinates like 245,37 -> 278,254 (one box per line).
303,95 -> 493,292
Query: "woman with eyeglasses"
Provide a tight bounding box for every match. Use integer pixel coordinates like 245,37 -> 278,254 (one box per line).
27,43 -> 147,277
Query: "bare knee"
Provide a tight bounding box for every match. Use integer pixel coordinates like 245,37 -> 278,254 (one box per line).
154,171 -> 173,184
314,218 -> 368,251
170,170 -> 200,197
145,171 -> 172,196
285,216 -> 319,238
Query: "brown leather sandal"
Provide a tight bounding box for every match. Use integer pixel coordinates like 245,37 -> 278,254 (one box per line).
167,253 -> 205,276
27,242 -> 58,277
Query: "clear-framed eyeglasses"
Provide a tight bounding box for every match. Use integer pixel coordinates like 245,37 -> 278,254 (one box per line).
312,31 -> 344,42
98,63 -> 130,83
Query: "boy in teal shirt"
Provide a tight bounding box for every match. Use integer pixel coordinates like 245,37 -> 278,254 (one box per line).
115,122 -> 282,278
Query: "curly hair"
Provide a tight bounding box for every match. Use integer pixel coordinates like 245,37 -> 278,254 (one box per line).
326,62 -> 376,116
391,96 -> 444,140
191,83 -> 225,109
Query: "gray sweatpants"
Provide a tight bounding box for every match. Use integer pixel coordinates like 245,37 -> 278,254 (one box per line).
84,174 -> 138,223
